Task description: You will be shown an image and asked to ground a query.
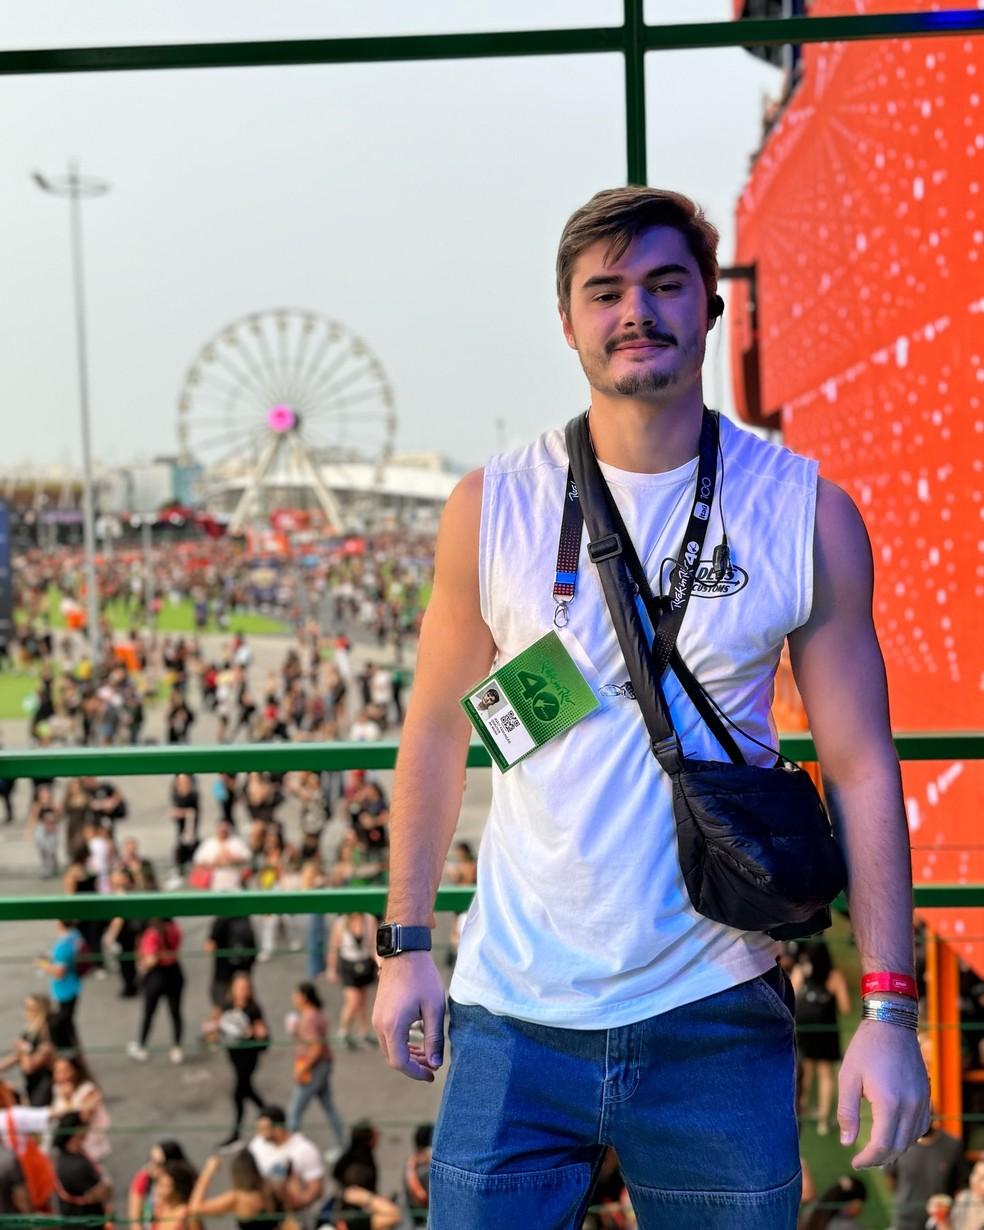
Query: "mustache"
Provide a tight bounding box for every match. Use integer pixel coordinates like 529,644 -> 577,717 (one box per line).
608,331 -> 675,354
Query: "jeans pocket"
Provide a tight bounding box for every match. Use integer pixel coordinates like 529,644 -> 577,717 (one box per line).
751,966 -> 796,1025
429,1158 -> 593,1230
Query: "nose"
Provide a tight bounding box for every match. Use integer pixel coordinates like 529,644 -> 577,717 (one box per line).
619,284 -> 659,330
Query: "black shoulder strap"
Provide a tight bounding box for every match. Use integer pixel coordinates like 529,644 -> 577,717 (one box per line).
563,409 -> 744,773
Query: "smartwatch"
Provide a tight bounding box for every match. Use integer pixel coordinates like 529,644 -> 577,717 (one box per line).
376,923 -> 432,959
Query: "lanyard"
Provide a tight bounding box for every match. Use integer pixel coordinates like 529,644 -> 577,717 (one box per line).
553,407 -> 719,671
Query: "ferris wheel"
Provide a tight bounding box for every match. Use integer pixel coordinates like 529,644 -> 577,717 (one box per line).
177,308 -> 397,532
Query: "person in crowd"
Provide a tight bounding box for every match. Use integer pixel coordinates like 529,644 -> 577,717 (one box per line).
152,1157 -> 202,1230
300,860 -> 327,979
26,783 -> 62,880
0,994 -> 55,1106
403,1122 -> 432,1225
927,1193 -> 956,1229
213,972 -> 270,1150
119,835 -> 159,891
187,1148 -> 281,1229
952,1160 -> 984,1230
166,687 -> 196,745
80,775 -> 127,834
327,913 -> 380,1050
128,917 -> 186,1064
50,1053 -> 111,1162
256,829 -> 299,960
34,918 -> 84,1049
171,773 -> 201,878
285,983 -> 344,1150
445,841 -> 478,970
884,1123 -> 970,1230
52,1111 -> 112,1226
129,1139 -> 194,1230
204,913 -> 258,1030
83,814 -> 115,895
103,864 -> 144,998
249,1104 -> 325,1220
193,818 -> 252,892
324,1121 -> 401,1230
801,1176 -> 867,1229
792,940 -> 852,1134
0,1080 -> 49,1216
287,771 -> 325,863
61,778 -> 91,861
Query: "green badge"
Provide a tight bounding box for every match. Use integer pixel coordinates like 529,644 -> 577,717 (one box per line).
461,631 -> 600,772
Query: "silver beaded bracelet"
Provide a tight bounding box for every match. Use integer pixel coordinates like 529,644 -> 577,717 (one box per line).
861,997 -> 919,1032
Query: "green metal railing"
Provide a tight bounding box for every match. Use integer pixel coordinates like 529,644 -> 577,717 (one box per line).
2,7 -> 983,186
1,732 -> 981,919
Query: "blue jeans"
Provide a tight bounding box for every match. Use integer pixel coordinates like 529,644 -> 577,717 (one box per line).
286,1058 -> 345,1148
430,965 -> 800,1229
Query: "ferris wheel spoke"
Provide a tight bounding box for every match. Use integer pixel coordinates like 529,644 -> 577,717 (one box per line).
210,347 -> 282,410
282,316 -> 318,403
227,331 -> 285,407
303,361 -> 376,406
307,388 -> 391,420
293,327 -> 345,398
189,424 -> 262,457
193,368 -> 271,418
297,347 -> 360,408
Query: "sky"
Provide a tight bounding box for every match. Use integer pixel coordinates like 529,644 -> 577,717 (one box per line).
1,0 -> 780,472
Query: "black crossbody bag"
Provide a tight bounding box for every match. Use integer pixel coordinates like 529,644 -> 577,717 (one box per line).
559,408 -> 847,940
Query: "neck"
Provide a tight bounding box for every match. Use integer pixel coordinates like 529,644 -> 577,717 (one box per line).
586,388 -> 704,473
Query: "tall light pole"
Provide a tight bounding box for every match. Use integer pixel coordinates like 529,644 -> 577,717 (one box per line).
33,161 -> 110,654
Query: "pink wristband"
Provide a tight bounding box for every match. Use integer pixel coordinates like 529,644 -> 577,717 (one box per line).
861,971 -> 918,1000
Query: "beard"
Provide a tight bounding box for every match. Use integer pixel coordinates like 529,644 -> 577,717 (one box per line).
577,331 -> 705,399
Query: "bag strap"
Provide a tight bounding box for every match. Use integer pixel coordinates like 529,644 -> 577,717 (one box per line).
563,409 -> 744,773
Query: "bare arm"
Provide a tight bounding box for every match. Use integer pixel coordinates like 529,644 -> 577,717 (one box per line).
789,478 -> 930,1168
385,468 -> 496,927
373,469 -> 496,1081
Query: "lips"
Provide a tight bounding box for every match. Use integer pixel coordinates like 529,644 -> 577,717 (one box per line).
614,341 -> 672,352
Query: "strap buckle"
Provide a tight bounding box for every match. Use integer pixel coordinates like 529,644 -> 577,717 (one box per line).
651,734 -> 683,773
588,533 -> 622,563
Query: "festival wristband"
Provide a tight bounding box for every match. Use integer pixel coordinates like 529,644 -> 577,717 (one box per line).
861,972 -> 918,1000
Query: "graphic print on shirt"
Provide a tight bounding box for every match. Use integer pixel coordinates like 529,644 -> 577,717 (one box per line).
659,556 -> 749,599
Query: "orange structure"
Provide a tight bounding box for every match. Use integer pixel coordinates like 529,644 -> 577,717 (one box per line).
732,0 -> 984,1141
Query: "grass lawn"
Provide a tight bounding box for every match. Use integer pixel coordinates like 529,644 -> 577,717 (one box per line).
40,590 -> 287,637
0,671 -> 38,723
799,910 -> 892,1227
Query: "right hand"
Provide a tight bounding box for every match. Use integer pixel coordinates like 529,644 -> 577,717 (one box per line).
372,950 -> 446,1082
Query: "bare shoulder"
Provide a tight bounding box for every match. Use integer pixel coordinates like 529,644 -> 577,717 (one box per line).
810,477 -> 874,615
433,467 -> 484,576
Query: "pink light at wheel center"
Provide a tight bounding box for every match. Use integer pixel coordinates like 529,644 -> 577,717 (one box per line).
267,404 -> 296,433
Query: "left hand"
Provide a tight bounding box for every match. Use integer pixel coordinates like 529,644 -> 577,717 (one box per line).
838,1019 -> 931,1169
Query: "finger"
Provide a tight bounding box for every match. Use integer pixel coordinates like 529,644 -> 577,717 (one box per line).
837,1067 -> 862,1146
421,995 -> 446,1070
852,1102 -> 901,1170
381,1010 -> 435,1082
892,1096 -> 933,1158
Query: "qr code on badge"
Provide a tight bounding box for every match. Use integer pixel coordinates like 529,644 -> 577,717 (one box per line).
500,710 -> 520,733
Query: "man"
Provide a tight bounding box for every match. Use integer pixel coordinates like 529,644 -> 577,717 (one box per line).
249,1105 -> 325,1223
372,187 -> 930,1229
883,1121 -> 968,1230
34,918 -> 84,1049
52,1112 -> 111,1224
192,818 -> 251,892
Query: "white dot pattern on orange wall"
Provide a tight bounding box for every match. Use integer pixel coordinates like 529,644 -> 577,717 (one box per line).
732,1 -> 984,971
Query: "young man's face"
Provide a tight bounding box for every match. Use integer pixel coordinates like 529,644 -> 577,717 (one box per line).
560,225 -> 712,402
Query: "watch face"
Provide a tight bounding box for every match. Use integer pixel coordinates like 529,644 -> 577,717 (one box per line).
376,925 -> 397,957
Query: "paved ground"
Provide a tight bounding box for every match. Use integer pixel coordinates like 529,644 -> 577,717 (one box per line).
0,626 -> 492,1223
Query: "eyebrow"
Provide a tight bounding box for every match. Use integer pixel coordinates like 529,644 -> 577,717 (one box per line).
581,263 -> 691,291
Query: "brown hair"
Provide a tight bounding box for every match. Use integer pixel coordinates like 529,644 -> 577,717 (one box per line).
555,187 -> 720,320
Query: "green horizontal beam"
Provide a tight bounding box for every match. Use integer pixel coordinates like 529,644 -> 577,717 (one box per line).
2,731 -> 980,780
0,885 -> 476,922
0,882 -> 980,922
1,12 -> 981,77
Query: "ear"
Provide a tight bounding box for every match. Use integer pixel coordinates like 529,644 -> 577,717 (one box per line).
558,303 -> 577,350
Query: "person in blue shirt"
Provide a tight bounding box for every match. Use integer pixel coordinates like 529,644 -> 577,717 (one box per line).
34,919 -> 83,1049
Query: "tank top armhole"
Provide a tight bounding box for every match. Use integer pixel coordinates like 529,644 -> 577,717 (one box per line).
795,457 -> 820,631
478,467 -> 496,629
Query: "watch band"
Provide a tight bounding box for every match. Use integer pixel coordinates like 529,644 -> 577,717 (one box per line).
376,923 -> 432,958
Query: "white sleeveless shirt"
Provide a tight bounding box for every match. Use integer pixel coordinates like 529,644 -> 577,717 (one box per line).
448,413 -> 819,1029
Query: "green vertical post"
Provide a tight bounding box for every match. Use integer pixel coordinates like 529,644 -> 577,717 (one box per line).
624,0 -> 647,185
